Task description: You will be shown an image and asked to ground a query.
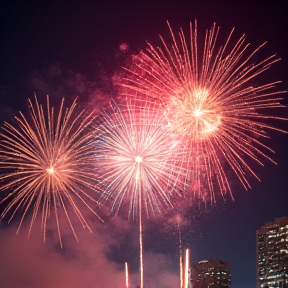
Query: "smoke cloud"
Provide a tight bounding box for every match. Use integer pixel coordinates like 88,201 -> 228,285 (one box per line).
0,214 -> 180,288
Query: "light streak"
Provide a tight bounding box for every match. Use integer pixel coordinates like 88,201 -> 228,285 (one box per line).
180,249 -> 183,288
176,214 -> 184,288
180,248 -> 190,288
0,96 -> 102,247
123,21 -> 287,201
125,262 -> 129,288
184,249 -> 190,288
138,165 -> 144,288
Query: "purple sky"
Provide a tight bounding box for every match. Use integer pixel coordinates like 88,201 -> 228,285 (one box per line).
0,1 -> 287,288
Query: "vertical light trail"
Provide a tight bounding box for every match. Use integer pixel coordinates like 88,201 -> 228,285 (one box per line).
136,157 -> 144,288
180,252 -> 183,288
184,249 -> 190,288
125,262 -> 129,288
178,217 -> 183,288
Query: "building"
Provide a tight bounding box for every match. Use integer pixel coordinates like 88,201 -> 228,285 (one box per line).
257,216 -> 288,288
191,259 -> 231,288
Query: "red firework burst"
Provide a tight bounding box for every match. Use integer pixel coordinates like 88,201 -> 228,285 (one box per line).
122,21 -> 287,201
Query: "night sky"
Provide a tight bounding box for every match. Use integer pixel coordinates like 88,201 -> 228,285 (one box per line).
0,1 -> 288,288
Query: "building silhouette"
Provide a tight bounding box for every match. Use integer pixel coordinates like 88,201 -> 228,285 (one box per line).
191,259 -> 231,288
257,216 -> 288,288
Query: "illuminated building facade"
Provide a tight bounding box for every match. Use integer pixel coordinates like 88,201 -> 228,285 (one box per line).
191,259 -> 231,288
257,217 -> 288,288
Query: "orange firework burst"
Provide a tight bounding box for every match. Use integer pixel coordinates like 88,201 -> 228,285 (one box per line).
94,96 -> 189,218
0,96 -> 102,247
123,21 -> 287,201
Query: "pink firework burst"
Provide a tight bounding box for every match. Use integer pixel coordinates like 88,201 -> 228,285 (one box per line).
122,21 -> 287,202
94,96 -> 189,218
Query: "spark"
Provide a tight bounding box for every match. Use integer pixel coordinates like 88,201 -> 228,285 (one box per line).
0,95 -> 102,247
135,155 -> 143,163
123,21 -> 287,201
46,166 -> 55,174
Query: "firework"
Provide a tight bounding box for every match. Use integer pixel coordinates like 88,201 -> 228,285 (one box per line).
94,96 -> 189,288
123,21 -> 286,200
95,96 -> 188,218
0,96 -> 102,247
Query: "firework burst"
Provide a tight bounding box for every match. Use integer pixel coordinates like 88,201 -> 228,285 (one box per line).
123,21 -> 287,201
0,96 -> 102,247
95,96 -> 189,218
94,96 -> 189,288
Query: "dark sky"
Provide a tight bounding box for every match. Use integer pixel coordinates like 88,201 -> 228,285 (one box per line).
0,1 -> 287,288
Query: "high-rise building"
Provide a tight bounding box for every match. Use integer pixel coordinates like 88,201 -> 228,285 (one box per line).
191,259 -> 231,288
257,216 -> 288,288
